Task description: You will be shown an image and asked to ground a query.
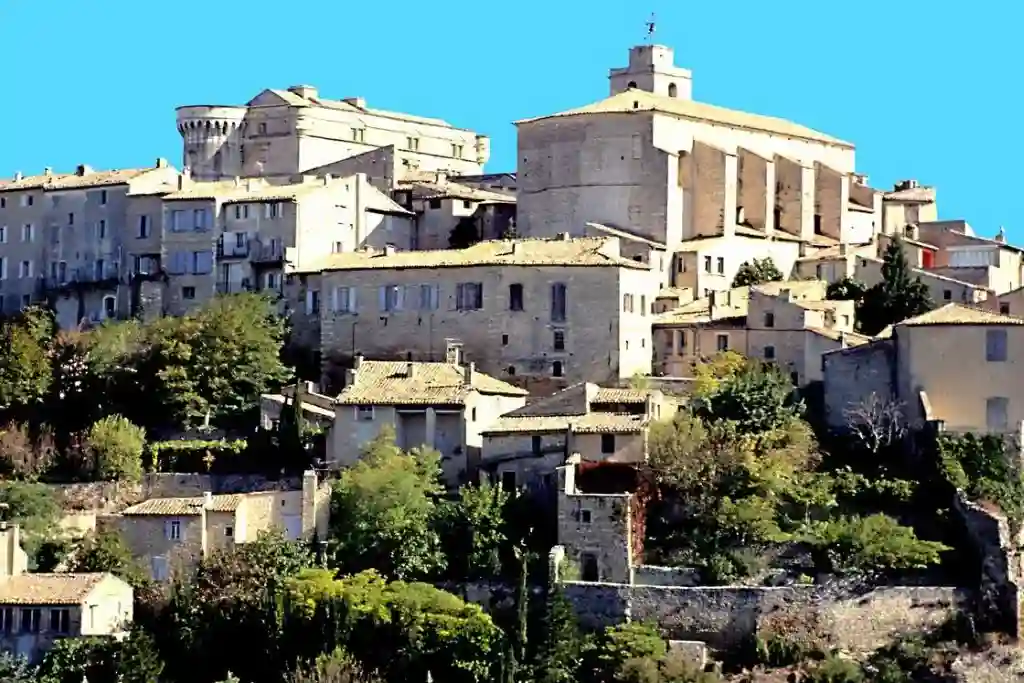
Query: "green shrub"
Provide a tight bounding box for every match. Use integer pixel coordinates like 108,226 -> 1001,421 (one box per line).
86,415 -> 145,482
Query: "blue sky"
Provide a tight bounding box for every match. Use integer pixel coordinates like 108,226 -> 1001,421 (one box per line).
1,0 -> 1019,238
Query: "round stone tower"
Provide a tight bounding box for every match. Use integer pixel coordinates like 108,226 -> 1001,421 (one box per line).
175,106 -> 248,181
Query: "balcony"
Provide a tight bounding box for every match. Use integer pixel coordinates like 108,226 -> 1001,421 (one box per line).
250,238 -> 285,264
216,280 -> 253,295
217,235 -> 250,259
44,264 -> 120,291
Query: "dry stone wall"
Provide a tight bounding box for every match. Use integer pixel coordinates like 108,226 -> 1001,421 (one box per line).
53,474 -> 303,512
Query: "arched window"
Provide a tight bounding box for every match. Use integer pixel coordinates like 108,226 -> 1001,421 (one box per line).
627,81 -> 638,89
102,295 -> 116,320
668,82 -> 678,98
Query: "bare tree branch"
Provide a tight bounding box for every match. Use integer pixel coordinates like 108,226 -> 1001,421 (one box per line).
844,394 -> 907,454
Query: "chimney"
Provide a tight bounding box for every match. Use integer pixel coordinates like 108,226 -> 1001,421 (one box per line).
463,361 -> 476,386
323,173 -> 333,186
13,172 -> 22,182
445,340 -> 463,365
383,244 -> 396,257
43,167 -> 53,176
233,177 -> 241,187
995,227 -> 1007,244
288,85 -> 319,100
406,362 -> 417,379
559,232 -> 571,241
353,354 -> 364,369
838,243 -> 849,256
203,492 -> 213,510
76,164 -> 93,177
708,291 -> 717,308
511,242 -> 519,255
156,157 -> 169,168
839,331 -> 848,348
0,523 -> 28,580
434,170 -> 448,185
305,380 -> 316,395
342,97 -> 366,109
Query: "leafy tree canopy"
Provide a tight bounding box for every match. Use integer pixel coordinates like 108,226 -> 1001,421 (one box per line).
731,257 -> 784,288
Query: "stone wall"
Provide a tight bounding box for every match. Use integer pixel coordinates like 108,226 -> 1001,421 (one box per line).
562,581 -> 964,652
952,492 -> 1022,635
53,474 -> 303,512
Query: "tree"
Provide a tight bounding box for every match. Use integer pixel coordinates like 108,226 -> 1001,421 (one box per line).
290,647 -> 381,683
449,216 -> 482,249
329,428 -> 445,580
0,311 -> 53,416
67,530 -> 149,588
583,622 -> 667,683
85,415 -> 146,481
731,257 -> 784,288
0,479 -> 60,557
437,480 -> 510,581
826,277 -> 867,303
0,422 -> 55,478
857,239 -> 933,335
693,358 -> 802,436
533,586 -> 583,683
843,394 -> 907,455
0,651 -> 36,683
803,514 -> 949,576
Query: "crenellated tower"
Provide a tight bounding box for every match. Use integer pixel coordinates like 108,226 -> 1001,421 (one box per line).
176,106 -> 247,180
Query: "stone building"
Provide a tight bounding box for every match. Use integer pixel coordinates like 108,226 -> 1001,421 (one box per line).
480,383 -> 678,488
138,172 -> 411,315
653,280 -> 869,384
176,86 -> 489,182
515,43 -> 879,282
329,355 -> 527,485
0,524 -> 132,662
823,303 -> 1024,435
101,471 -> 330,582
289,235 -> 663,390
0,161 -> 179,326
392,173 -> 516,250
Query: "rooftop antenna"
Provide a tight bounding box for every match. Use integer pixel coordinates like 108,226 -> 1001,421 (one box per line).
644,13 -> 656,42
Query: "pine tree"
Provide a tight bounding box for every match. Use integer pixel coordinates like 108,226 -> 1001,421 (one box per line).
858,238 -> 933,335
532,586 -> 583,683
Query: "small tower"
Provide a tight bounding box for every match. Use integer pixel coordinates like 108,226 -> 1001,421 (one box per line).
608,44 -> 693,100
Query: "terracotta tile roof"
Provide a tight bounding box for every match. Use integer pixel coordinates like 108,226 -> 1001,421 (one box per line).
253,88 -> 466,131
162,178 -> 324,202
585,223 -> 667,248
311,236 -> 648,273
398,180 -> 514,204
0,167 -> 161,193
898,303 -> 1024,327
336,361 -> 527,406
0,573 -> 111,605
481,412 -> 648,435
656,287 -> 693,300
883,186 -> 936,203
592,388 -> 650,404
517,89 -> 852,147
806,327 -> 872,345
122,494 -> 244,516
570,413 -> 649,434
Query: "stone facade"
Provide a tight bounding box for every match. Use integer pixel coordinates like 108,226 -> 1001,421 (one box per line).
307,236 -> 663,388
176,86 -> 489,183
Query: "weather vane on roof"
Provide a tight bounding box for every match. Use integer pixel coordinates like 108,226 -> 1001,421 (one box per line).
645,13 -> 656,41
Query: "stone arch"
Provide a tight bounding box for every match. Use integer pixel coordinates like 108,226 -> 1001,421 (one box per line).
668,82 -> 678,98
627,81 -> 638,89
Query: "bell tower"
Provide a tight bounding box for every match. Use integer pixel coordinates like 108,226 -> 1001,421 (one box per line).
608,44 -> 693,100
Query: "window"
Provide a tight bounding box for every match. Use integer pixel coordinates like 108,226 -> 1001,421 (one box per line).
622,293 -> 634,313
601,434 -> 615,454
551,282 -> 567,321
1000,303 -> 1011,315
137,215 -> 150,238
675,330 -> 686,353
405,137 -> 420,151
192,251 -> 213,274
152,557 -> 169,582
181,286 -> 196,300
640,295 -> 646,317
764,311 -> 775,328
451,143 -> 464,158
509,283 -> 524,311
716,334 -> 728,351
428,198 -> 441,210
986,397 -> 1010,432
356,406 -> 374,421
334,286 -> 357,313
986,329 -> 1008,362
380,284 -> 404,312
764,345 -> 776,360
704,255 -> 712,272
352,128 -> 365,142
99,189 -> 108,205
501,471 -> 517,492
21,608 -> 40,633
552,360 -> 563,377
501,334 -> 509,346
943,289 -> 952,301
266,272 -> 280,291
580,552 -> 599,582
166,520 -> 182,540
20,294 -> 29,307
418,284 -> 439,311
193,209 -> 210,231
716,257 -> 725,274
20,194 -> 32,207
530,435 -> 542,455
264,202 -> 283,219
97,219 -> 108,238
815,264 -> 823,279
0,226 -> 6,243
813,214 -> 822,234
103,295 -> 116,319
301,290 -> 319,315
0,258 -> 8,280
790,371 -> 800,385
21,223 -> 33,242
456,282 -> 483,310
580,509 -> 593,524
95,259 -> 106,280
0,197 -> 4,209
50,608 -> 70,635
258,122 -> 267,135
19,260 -> 31,278
553,330 -> 565,351
0,607 -> 11,634
225,525 -> 234,538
